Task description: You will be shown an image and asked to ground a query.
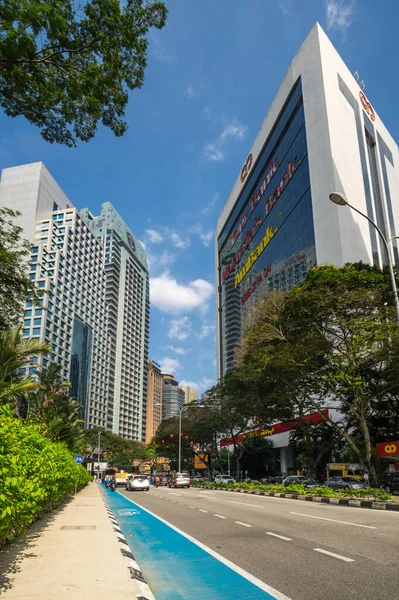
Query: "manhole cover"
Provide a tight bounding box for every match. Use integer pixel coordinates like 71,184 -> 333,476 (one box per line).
60,526 -> 96,530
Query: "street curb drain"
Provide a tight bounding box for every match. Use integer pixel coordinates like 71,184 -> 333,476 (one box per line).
195,486 -> 399,511
102,498 -> 155,600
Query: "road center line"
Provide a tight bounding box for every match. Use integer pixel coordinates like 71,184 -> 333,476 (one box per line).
314,548 -> 354,562
214,514 -> 227,519
188,505 -> 196,508
235,521 -> 253,528
199,509 -> 208,513
266,532 -> 292,541
289,512 -> 377,529
227,500 -> 264,508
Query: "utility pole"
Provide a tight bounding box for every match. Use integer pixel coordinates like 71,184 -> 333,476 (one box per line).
97,431 -> 101,481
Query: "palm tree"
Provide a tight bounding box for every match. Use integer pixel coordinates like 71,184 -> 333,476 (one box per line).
33,362 -> 85,452
0,326 -> 50,408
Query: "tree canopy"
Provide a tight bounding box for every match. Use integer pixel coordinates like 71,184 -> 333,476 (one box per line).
0,0 -> 167,146
237,263 -> 399,485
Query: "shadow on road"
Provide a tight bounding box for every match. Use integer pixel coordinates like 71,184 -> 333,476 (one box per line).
0,496 -> 74,594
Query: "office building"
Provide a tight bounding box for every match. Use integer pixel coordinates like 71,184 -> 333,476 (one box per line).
145,359 -> 163,442
81,203 -> 150,441
216,23 -> 399,377
162,374 -> 185,420
0,163 -> 109,428
181,385 -> 199,405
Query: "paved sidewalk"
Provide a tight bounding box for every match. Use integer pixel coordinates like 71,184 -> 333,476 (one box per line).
0,482 -> 141,599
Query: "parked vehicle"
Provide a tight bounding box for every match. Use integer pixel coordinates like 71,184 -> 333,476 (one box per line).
159,473 -> 169,486
282,476 -> 307,486
323,477 -> 366,490
382,472 -> 399,495
214,475 -> 236,484
126,475 -> 150,492
168,472 -> 191,488
192,475 -> 204,482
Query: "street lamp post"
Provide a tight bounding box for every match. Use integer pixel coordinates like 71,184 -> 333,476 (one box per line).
178,404 -> 204,473
329,192 -> 399,323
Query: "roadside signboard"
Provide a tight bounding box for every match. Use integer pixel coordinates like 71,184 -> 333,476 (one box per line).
377,441 -> 399,457
194,453 -> 209,470
74,454 -> 84,464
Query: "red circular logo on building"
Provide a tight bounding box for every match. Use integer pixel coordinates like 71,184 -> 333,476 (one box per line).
127,232 -> 136,252
240,153 -> 253,183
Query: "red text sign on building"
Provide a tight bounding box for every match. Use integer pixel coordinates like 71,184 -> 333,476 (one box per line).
240,153 -> 253,183
359,91 -> 375,121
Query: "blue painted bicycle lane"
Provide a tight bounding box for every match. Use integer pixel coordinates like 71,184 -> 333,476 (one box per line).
103,487 -> 290,600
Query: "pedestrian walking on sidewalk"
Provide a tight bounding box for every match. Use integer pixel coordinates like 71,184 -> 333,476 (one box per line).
364,472 -> 369,487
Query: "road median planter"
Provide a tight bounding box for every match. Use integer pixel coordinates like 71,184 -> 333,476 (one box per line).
191,482 -> 399,511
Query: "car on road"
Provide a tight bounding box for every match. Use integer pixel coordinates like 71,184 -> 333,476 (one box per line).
323,477 -> 366,490
126,475 -> 150,492
168,472 -> 191,488
282,476 -> 307,486
192,475 -> 204,482
156,473 -> 169,486
214,475 -> 236,484
382,472 -> 399,495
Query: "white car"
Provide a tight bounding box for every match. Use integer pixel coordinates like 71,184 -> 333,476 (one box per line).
192,475 -> 204,482
126,475 -> 150,491
214,475 -> 236,484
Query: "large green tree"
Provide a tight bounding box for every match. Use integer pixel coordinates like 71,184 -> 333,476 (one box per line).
0,208 -> 39,331
0,0 -> 167,146
238,263 -> 399,486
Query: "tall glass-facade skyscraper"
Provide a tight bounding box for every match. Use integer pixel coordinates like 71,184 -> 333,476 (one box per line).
81,203 -> 150,441
216,24 -> 399,377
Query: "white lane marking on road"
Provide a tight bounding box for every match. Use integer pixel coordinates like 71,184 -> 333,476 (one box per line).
199,491 -> 216,494
235,521 -> 253,528
314,548 -> 354,562
199,509 -> 208,513
289,512 -> 377,529
117,491 -> 293,600
266,532 -> 292,541
188,505 -> 196,508
227,500 -> 264,508
168,492 -> 181,496
214,514 -> 227,519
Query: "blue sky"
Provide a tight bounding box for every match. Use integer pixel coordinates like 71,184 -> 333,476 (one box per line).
1,0 -> 399,395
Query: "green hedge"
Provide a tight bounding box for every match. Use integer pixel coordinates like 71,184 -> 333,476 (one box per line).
190,481 -> 392,502
0,405 -> 91,541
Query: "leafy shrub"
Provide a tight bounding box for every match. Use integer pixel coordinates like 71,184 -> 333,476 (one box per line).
0,405 -> 91,541
190,480 -> 393,501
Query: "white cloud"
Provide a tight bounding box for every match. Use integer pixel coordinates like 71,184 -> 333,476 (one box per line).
279,1 -> 293,16
200,192 -> 220,216
150,274 -> 214,314
204,117 -> 247,162
185,84 -> 205,99
145,229 -> 163,243
180,377 -> 215,395
326,0 -> 354,37
159,356 -> 182,374
197,324 -> 216,341
161,344 -> 188,355
204,143 -> 224,162
150,32 -> 177,63
168,316 -> 192,340
190,223 -> 214,247
147,249 -> 176,275
203,106 -> 211,119
169,231 -> 191,249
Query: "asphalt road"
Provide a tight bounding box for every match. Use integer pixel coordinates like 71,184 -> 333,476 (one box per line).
118,485 -> 399,600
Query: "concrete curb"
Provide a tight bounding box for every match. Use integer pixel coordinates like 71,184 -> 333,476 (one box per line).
102,498 -> 155,600
195,485 -> 399,512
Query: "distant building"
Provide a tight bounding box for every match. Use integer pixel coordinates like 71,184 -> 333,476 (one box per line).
200,391 -> 210,403
181,385 -> 199,405
162,374 -> 185,419
145,359 -> 163,442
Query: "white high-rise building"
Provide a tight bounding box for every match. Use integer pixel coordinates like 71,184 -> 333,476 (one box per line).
0,163 -> 109,428
216,23 -> 399,377
81,203 -> 150,441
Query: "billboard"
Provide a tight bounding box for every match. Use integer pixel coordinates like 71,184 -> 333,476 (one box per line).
194,453 -> 209,470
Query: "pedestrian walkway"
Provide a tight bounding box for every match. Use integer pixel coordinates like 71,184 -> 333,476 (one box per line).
0,482 -> 140,599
